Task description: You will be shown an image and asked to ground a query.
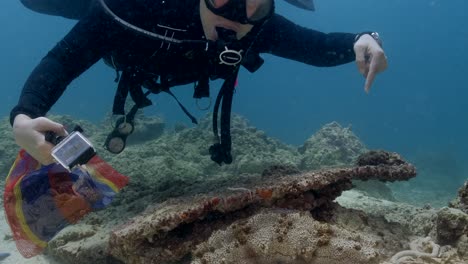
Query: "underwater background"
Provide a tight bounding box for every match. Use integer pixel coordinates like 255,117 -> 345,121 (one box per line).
1,0 -> 466,198
1,0 -> 468,263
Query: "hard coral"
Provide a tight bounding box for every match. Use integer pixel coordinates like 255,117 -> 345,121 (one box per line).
109,151 -> 416,263
434,207 -> 468,245
192,209 -> 383,264
357,150 -> 406,166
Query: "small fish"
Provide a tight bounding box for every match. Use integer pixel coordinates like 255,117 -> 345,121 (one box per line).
0,252 -> 10,261
283,0 -> 315,11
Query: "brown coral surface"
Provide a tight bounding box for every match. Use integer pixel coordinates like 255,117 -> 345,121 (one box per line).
109,151 -> 416,263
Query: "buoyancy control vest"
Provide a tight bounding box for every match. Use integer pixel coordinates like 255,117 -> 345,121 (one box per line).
98,0 -> 268,165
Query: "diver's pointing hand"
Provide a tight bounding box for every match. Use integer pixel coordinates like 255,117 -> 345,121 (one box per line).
354,34 -> 388,93
13,114 -> 68,165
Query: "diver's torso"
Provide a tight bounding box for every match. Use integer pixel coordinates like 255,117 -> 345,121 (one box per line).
100,0 -> 241,86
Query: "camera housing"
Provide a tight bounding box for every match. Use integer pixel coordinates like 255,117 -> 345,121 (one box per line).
50,131 -> 96,170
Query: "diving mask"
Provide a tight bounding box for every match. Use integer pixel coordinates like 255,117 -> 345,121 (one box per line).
204,0 -> 274,25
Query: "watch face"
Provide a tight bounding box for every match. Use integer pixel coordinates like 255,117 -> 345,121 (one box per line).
355,32 -> 383,47
371,32 -> 383,47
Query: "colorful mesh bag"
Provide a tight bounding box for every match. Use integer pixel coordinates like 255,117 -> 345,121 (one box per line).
3,149 -> 129,258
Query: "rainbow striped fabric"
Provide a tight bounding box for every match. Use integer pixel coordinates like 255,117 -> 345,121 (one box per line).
3,149 -> 128,258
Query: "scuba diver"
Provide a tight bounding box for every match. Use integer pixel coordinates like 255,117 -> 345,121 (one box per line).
12,0 -> 388,166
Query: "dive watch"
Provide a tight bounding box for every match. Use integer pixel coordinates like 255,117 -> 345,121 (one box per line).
355,32 -> 383,47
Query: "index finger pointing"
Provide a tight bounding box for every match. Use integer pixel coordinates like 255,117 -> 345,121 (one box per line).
364,66 -> 376,93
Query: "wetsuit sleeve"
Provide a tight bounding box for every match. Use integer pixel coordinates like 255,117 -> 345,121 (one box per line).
253,14 -> 357,67
9,5 -> 115,125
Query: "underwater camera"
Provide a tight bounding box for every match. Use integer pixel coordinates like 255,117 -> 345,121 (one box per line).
45,125 -> 96,171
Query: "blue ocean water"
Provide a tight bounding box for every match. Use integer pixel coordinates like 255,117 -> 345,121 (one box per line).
0,0 -> 466,188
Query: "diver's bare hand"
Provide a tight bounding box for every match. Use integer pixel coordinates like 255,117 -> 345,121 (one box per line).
354,34 -> 388,93
13,114 -> 68,165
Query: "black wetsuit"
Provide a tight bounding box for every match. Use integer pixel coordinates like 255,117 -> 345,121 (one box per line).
11,0 -> 357,123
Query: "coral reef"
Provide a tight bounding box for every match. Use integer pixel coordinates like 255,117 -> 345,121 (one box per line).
352,150 -> 408,201
298,122 -> 367,170
190,208 -> 386,264
296,124 -> 395,201
102,113 -> 301,178
357,150 -> 407,166
340,191 -> 468,264
449,180 -> 468,214
433,207 -> 468,246
46,224 -> 118,264
108,152 -> 416,263
336,190 -> 437,237
1,115 -> 467,264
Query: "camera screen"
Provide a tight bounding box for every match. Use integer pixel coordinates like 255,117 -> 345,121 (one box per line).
51,132 -> 95,169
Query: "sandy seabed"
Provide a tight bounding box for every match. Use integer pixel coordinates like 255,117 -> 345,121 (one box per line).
1,208 -> 59,264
